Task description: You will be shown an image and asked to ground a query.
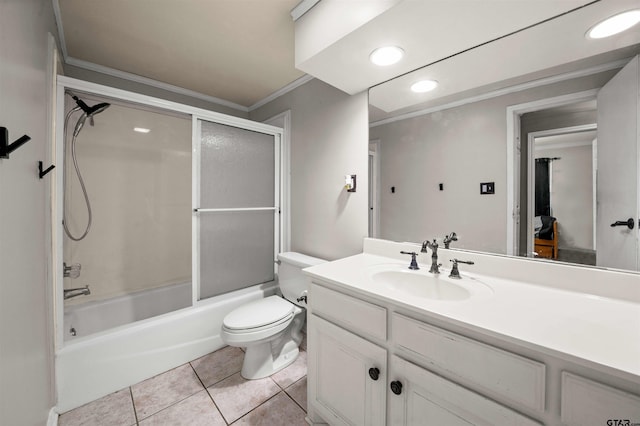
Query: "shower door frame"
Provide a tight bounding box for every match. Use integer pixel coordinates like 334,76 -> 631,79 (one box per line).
191,116 -> 283,304
54,76 -> 287,349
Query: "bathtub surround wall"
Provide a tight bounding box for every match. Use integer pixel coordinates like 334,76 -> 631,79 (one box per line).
0,0 -> 59,424
250,78 -> 369,261
64,101 -> 192,304
369,70 -> 616,254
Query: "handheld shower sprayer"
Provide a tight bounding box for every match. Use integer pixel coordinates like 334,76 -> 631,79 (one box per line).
63,93 -> 111,241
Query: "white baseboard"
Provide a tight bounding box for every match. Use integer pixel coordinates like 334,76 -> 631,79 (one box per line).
47,407 -> 58,426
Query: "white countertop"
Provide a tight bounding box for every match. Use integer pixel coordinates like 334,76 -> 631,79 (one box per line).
304,249 -> 640,383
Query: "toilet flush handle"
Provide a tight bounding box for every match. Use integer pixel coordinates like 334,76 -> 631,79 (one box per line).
296,290 -> 308,304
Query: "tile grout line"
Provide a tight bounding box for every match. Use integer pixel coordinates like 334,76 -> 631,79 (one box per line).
129,387 -> 140,426
283,376 -> 308,414
188,361 -> 231,425
229,390 -> 288,425
133,363 -> 212,423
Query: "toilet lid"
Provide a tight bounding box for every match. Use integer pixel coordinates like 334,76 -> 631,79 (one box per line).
223,296 -> 294,330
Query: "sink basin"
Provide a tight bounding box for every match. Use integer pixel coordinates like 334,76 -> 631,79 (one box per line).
369,267 -> 492,301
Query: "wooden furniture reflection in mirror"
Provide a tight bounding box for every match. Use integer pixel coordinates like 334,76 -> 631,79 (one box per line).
535,220 -> 558,259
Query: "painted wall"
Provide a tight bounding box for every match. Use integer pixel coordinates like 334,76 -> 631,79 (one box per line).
250,79 -> 369,261
0,0 -> 58,424
63,100 -> 192,304
369,71 -> 615,254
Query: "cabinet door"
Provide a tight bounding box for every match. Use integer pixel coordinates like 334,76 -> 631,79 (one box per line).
308,314 -> 387,426
389,356 -> 541,426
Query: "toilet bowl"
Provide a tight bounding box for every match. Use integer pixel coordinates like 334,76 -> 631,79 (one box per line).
221,252 -> 326,379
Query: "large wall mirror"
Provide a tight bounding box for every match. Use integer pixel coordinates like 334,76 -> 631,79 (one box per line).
368,0 -> 640,273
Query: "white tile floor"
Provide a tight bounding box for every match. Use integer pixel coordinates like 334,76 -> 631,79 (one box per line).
59,338 -> 308,426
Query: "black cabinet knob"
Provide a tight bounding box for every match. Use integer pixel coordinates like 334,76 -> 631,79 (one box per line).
390,380 -> 403,395
368,367 -> 380,381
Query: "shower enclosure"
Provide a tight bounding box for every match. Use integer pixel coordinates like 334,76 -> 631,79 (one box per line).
56,77 -> 284,344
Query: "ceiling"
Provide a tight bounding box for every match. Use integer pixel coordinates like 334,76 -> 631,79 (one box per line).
55,0 -> 305,110
55,0 -> 640,116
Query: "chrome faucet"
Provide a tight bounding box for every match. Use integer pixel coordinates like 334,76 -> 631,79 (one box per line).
421,239 -> 441,274
449,259 -> 474,279
443,232 -> 458,249
64,285 -> 90,300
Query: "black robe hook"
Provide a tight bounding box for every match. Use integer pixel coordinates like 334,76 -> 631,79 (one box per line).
0,127 -> 31,159
38,161 -> 55,179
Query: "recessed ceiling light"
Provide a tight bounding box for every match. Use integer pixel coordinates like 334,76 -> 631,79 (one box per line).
587,9 -> 640,39
134,127 -> 150,133
370,46 -> 404,66
411,80 -> 439,93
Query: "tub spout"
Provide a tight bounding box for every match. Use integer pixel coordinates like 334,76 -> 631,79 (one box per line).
64,285 -> 90,300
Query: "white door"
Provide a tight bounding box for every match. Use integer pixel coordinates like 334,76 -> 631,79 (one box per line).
388,356 -> 541,426
596,56 -> 640,270
308,314 -> 387,426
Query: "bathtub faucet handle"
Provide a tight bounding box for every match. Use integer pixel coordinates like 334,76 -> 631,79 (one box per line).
63,262 -> 81,279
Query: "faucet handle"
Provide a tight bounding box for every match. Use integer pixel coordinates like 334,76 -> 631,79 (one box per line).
400,251 -> 419,270
449,259 -> 474,279
63,262 -> 81,279
443,232 -> 458,249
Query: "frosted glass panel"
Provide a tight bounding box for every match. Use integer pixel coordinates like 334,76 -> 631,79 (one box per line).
200,121 -> 275,208
200,211 -> 275,299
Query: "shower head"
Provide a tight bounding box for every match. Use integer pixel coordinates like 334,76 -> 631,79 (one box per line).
72,95 -> 110,117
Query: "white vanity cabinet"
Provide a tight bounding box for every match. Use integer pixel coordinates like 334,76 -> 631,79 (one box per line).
388,355 -> 541,426
308,314 -> 387,426
307,283 -> 388,426
307,282 -> 542,425
307,279 -> 640,426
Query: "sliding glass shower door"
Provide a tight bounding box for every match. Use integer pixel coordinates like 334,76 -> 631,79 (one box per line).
195,119 -> 281,300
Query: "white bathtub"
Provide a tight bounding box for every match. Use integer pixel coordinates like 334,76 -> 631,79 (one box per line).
64,281 -> 193,341
56,282 -> 277,413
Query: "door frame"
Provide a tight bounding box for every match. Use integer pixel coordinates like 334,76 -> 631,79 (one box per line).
505,89 -> 599,256
369,139 -> 381,238
263,110 -> 292,253
526,124 -> 597,257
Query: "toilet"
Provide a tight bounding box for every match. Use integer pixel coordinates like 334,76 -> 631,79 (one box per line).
221,252 -> 326,379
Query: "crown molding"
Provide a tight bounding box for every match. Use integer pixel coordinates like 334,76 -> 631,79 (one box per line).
249,75 -> 314,111
291,0 -> 321,21
52,0 -> 68,60
65,57 -> 250,112
370,58 -> 629,128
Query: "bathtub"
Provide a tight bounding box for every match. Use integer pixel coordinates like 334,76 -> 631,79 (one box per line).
56,282 -> 277,413
64,281 -> 193,341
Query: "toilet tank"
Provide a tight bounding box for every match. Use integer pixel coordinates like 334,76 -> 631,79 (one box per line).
277,252 -> 326,306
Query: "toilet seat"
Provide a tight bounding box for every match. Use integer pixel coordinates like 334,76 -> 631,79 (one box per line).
222,296 -> 302,346
223,296 -> 294,331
